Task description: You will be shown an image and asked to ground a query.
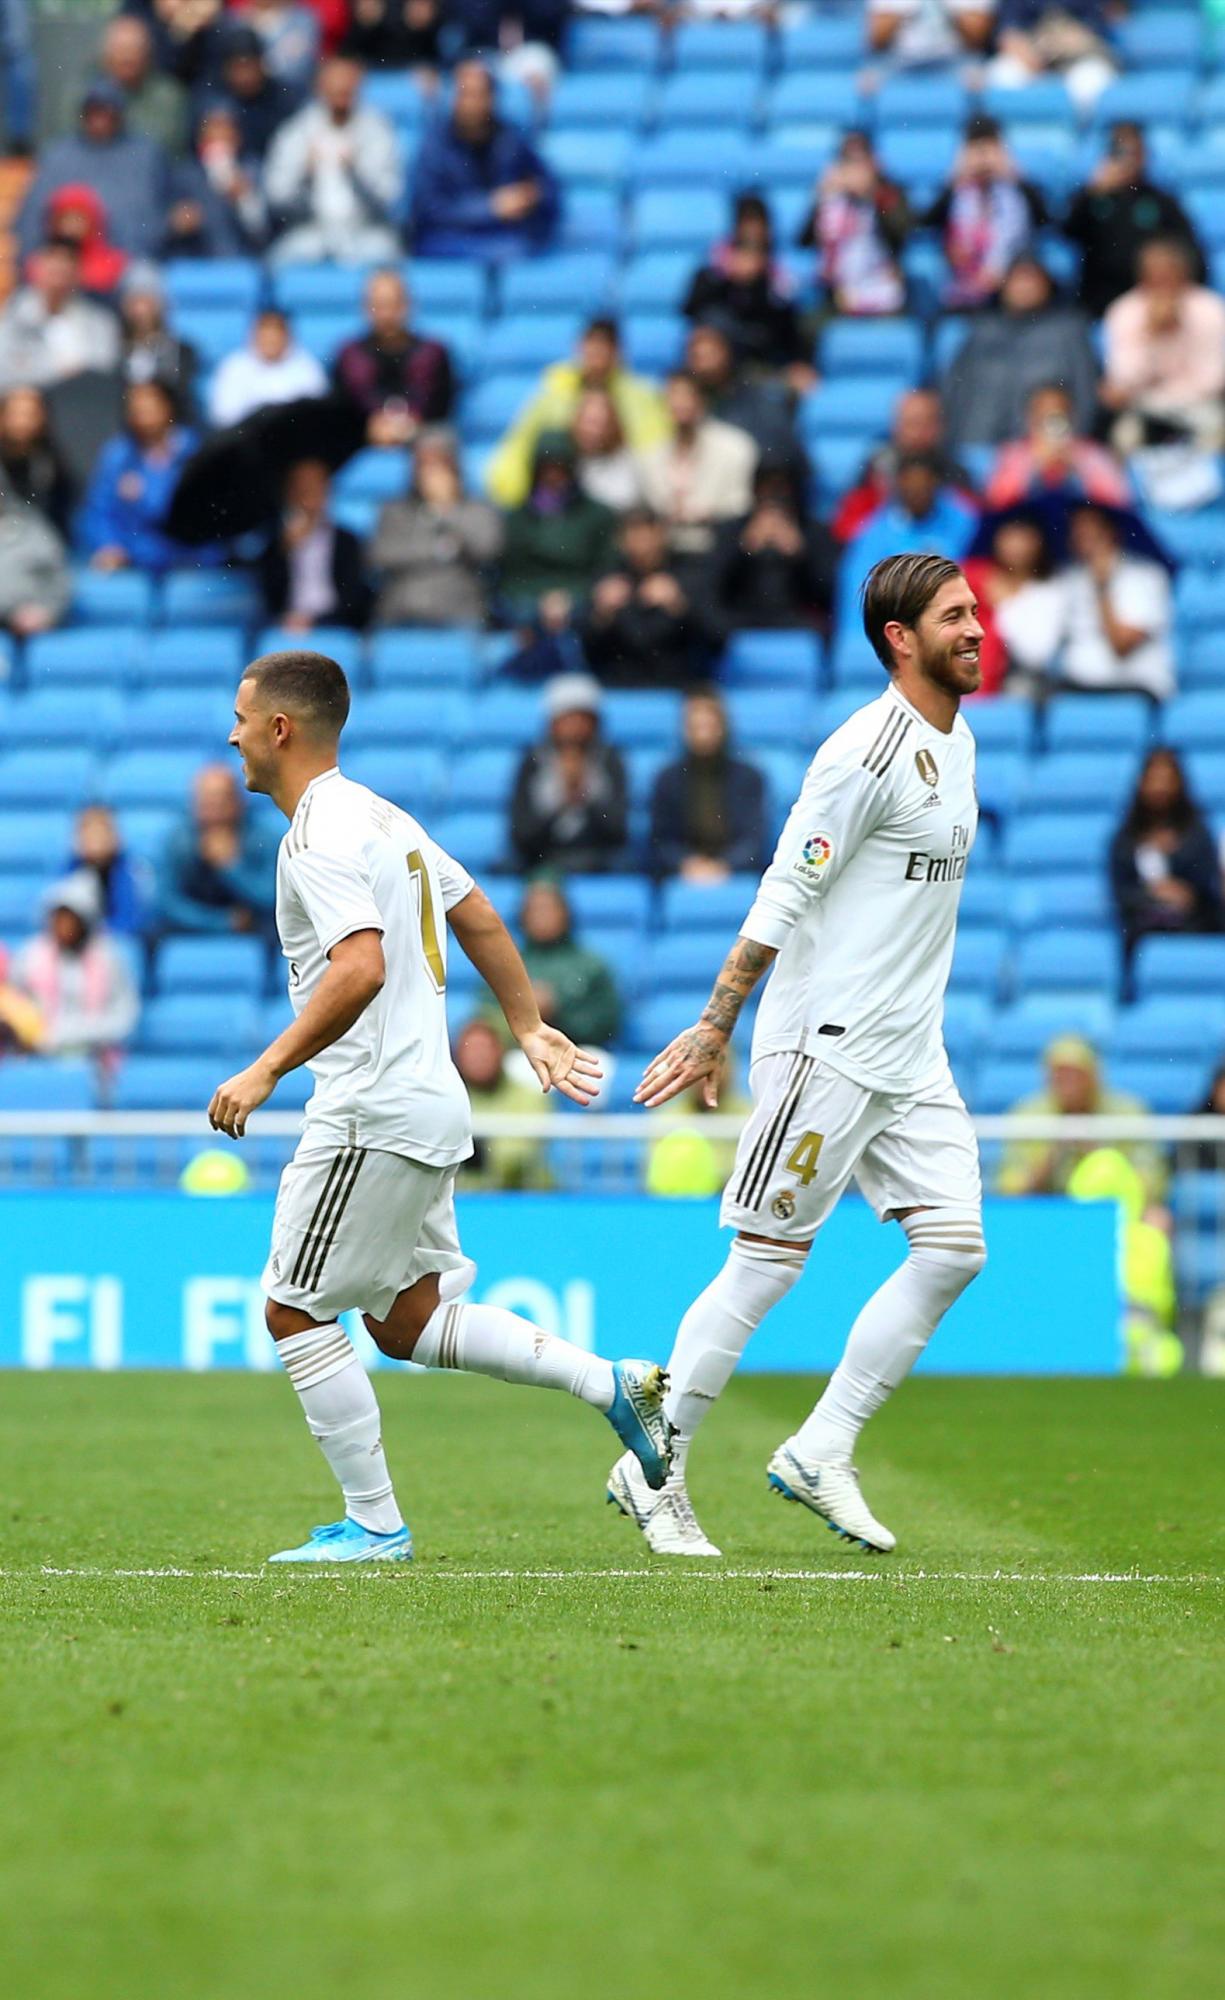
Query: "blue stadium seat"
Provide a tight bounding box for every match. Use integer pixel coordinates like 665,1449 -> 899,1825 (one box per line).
117,689 -> 234,752
1117,12 -> 1201,67
987,993 -> 1115,1062
430,810 -> 508,873
1092,75 -> 1195,126
931,315 -> 972,376
802,376 -> 911,439
602,690 -> 684,749
809,434 -> 871,504
943,992 -> 991,1061
966,699 -> 1035,758
163,259 -> 263,314
1170,1171 -> 1225,1236
1175,566 -> 1225,626
139,993 -> 260,1056
333,449 -> 410,506
549,71 -> 650,130
982,81 -> 1074,125
1178,634 -> 1225,691
272,264 -> 368,315
1022,751 -> 1139,815
353,748 -> 454,816
500,253 -> 617,315
174,307 -> 252,368
461,371 -> 538,439
1043,693 -> 1154,754
949,929 -> 1009,995
342,686 -> 463,747
0,872 -> 47,927
622,314 -> 686,375
1011,876 -> 1114,932
618,250 -> 695,315
628,131 -> 756,189
464,687 -> 541,749
721,630 -> 823,690
876,74 -> 969,127
628,987 -> 713,1053
655,71 -> 762,129
360,71 -> 427,126
1109,1056 -> 1204,1115
543,131 -> 633,189
973,1056 -> 1044,1114
161,571 -> 262,628
566,18 -> 660,71
975,751 -> 1027,820
754,133 -> 838,183
778,16 -> 863,67
156,935 -> 268,998
68,568 -> 156,628
294,310 -> 359,364
643,933 -> 724,993
632,187 -> 726,252
254,627 -> 364,682
119,808 -> 176,865
1110,995 -> 1225,1062
628,745 -> 668,809
368,630 -> 481,690
113,1056 -> 227,1111
766,73 -> 867,127
448,748 -> 518,811
565,874 -> 653,933
0,687 -> 122,750
724,688 -> 819,749
557,187 -> 624,253
957,871 -> 1007,929
1161,691 -> 1225,752
660,875 -> 758,932
0,1058 -> 95,1111
1014,931 -> 1120,994
1179,748 -> 1225,809
1002,813 -> 1112,874
1134,934 -> 1225,998
26,628 -> 145,688
0,747 -> 98,808
670,22 -> 769,72
406,260 -> 488,317
876,129 -> 959,194
820,318 -> 925,378
141,629 -> 246,689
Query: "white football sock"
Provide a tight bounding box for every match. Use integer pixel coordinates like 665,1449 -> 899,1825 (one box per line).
664,1237 -> 806,1480
793,1209 -> 986,1466
413,1298 -> 615,1410
277,1323 -> 404,1535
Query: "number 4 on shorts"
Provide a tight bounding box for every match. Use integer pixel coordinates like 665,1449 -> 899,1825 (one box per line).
784,1130 -> 824,1187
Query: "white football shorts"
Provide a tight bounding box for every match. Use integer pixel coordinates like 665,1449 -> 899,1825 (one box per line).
262,1137 -> 475,1324
720,1051 -> 981,1242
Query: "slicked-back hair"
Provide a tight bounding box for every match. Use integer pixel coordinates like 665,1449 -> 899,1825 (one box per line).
861,553 -> 965,670
242,650 -> 351,740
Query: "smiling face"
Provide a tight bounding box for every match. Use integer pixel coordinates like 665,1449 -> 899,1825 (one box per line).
906,574 -> 984,699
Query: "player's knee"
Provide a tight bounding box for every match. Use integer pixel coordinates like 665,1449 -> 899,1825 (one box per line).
902,1209 -> 986,1301
266,1298 -> 305,1342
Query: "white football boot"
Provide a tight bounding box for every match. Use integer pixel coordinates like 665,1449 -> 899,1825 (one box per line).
766,1443 -> 896,1554
606,1451 -> 722,1558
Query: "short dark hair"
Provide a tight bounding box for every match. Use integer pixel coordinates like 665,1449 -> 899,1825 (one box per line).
584,315 -> 619,344
861,553 -> 965,671
242,650 -> 351,739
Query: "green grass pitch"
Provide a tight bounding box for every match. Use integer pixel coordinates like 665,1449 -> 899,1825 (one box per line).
1,1371 -> 1221,2000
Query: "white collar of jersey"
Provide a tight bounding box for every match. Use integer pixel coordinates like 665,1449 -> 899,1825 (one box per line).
886,680 -> 958,739
295,767 -> 341,810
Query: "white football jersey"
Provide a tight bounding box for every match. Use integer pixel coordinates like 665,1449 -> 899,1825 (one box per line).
741,681 -> 978,1097
275,767 -> 474,1165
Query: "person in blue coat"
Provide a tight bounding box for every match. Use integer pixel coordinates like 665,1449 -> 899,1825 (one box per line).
76,379 -> 218,575
409,58 -> 558,262
17,81 -> 172,260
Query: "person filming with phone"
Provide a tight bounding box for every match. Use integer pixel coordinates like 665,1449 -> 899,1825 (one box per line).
985,382 -> 1131,508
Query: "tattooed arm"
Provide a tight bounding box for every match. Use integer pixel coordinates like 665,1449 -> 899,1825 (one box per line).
635,935 -> 777,1110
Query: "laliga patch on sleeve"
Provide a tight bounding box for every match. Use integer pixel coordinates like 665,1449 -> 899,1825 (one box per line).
795,832 -> 834,878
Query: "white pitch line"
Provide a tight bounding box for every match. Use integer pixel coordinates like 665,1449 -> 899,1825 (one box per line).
11,1565 -> 1218,1584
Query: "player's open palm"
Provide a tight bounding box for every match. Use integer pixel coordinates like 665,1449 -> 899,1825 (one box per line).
208,1060 -> 276,1139
519,1024 -> 603,1106
636,1024 -> 726,1110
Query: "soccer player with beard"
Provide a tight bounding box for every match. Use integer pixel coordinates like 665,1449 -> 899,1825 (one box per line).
609,554 -> 988,1556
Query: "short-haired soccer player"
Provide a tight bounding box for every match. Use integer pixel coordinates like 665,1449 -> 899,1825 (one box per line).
610,554 -> 987,1556
210,651 -> 672,1563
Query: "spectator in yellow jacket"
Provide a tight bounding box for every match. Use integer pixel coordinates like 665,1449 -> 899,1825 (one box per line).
486,316 -> 671,508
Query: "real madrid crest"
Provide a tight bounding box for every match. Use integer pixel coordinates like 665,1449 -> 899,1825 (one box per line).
771,1191 -> 796,1221
915,748 -> 939,787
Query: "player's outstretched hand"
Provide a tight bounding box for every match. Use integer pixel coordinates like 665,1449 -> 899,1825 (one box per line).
635,1023 -> 727,1110
520,1024 -> 603,1107
208,1059 -> 277,1139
